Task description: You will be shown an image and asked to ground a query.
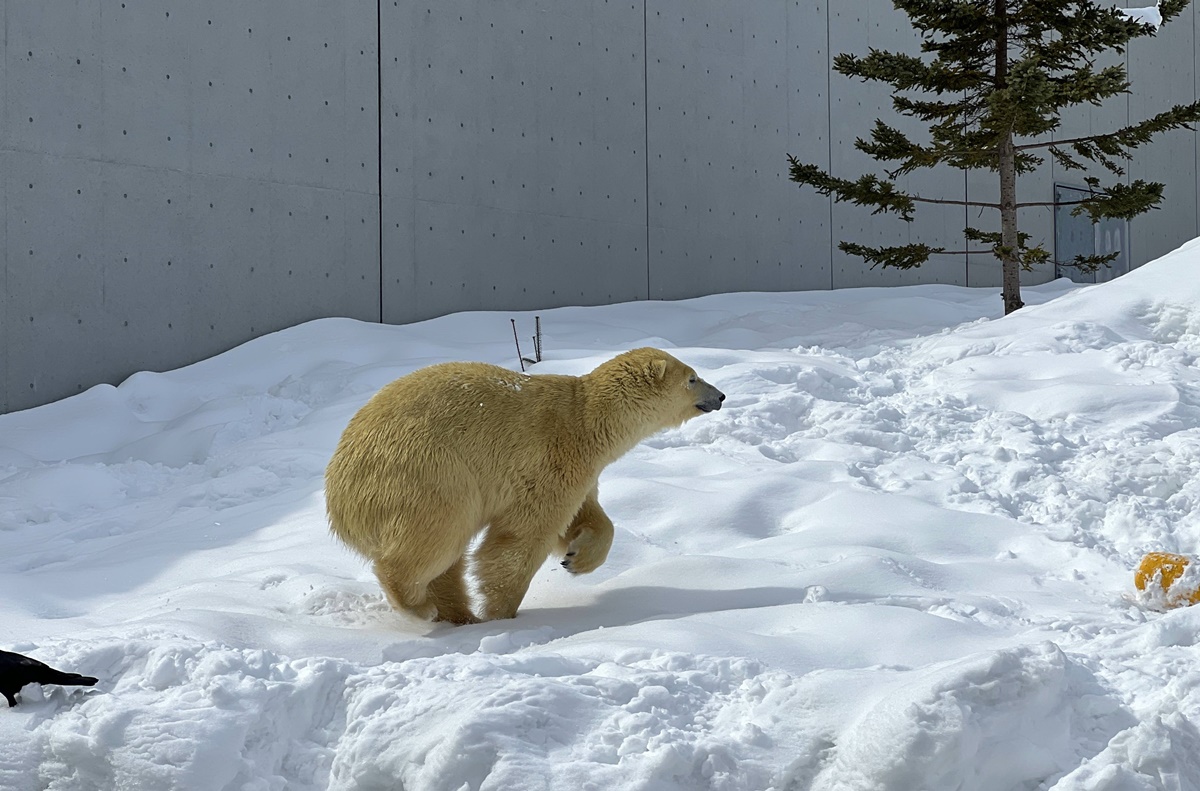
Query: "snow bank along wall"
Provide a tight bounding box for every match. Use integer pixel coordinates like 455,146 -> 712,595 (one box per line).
3,1 -> 1198,413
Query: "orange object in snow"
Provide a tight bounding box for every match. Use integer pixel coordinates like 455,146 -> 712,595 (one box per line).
1134,552 -> 1200,607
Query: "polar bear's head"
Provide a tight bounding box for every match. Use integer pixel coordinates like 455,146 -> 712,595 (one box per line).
590,347 -> 724,433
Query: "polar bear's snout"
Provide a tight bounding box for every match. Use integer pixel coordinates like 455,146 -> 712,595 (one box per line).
696,381 -> 725,413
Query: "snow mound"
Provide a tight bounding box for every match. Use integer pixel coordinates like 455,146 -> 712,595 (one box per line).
9,638 -> 806,791
813,643 -> 1132,791
7,238 -> 1200,788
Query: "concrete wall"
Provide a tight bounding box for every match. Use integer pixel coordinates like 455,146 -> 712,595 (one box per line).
645,0 -> 833,298
4,1 -> 1199,413
1128,0 -> 1199,266
381,0 -> 650,323
2,1 -> 380,413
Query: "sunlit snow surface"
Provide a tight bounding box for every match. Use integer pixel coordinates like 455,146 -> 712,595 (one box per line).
6,240 -> 1200,789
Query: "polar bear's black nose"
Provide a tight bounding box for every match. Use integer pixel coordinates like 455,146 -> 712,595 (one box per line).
697,384 -> 725,413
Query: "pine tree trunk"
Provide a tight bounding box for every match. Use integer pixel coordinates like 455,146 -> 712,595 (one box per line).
995,0 -> 1023,315
998,134 -> 1024,315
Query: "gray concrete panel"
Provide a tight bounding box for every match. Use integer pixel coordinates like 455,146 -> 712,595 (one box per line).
167,177 -> 378,356
647,1 -> 832,299
787,0 -> 834,289
267,11 -> 348,188
4,159 -> 382,413
95,1 -> 192,173
345,4 -> 383,196
99,163 -> 218,375
341,189 -> 384,322
6,2 -> 104,160
187,1 -> 378,191
379,0 -> 416,326
0,151 -> 9,415
0,0 -> 6,410
411,200 -> 647,319
402,1 -> 646,218
3,3 -> 379,412
7,1 -> 1200,413
383,0 -> 648,324
827,2 -> 967,289
1128,8 -> 1198,266
1192,3 -> 1200,259
380,0 -> 417,326
5,152 -> 109,408
0,1 -> 7,160
965,161 -> 1057,290
1045,43 -> 1130,285
189,3 -> 281,183
381,196 -> 418,324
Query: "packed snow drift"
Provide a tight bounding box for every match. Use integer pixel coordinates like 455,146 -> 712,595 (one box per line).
5,239 -> 1200,789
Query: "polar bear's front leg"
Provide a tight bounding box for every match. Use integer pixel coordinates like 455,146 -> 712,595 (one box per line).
559,490 -> 614,575
474,515 -> 561,620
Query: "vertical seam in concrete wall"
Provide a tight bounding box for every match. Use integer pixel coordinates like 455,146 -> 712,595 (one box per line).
825,1 -> 834,290
962,82 -> 969,287
2,0 -> 6,414
2,163 -> 6,414
1126,42 -> 1133,266
643,0 -> 651,299
377,0 -> 384,323
963,165 -> 969,286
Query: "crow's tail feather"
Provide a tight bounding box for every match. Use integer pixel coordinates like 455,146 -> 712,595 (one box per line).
42,670 -> 98,687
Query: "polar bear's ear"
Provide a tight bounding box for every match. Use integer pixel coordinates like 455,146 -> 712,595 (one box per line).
648,359 -> 668,380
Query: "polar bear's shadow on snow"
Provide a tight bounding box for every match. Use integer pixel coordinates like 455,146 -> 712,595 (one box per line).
479,584 -> 810,635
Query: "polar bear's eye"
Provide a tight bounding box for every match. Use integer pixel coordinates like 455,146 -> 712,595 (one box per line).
687,374 -> 697,386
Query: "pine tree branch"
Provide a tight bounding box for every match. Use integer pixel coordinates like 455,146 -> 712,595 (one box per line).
1015,133 -> 1113,151
835,49 -> 986,94
1014,101 -> 1200,153
1160,0 -> 1189,24
1015,199 -> 1088,208
1048,145 -> 1086,172
1071,178 -> 1165,220
788,156 -> 917,219
910,195 -> 1002,209
1055,250 -> 1121,273
965,227 -> 1034,246
839,241 -> 943,270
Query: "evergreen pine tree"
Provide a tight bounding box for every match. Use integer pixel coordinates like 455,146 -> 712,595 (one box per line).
788,0 -> 1200,314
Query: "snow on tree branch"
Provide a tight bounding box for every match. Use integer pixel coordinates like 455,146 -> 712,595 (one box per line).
1121,4 -> 1162,28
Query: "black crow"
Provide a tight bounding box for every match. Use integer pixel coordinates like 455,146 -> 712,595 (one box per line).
0,650 -> 98,707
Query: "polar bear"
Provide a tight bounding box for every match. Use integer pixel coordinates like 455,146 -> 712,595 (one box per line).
324,347 -> 724,624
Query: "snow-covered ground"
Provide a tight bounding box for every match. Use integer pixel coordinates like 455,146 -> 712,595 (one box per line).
5,241 -> 1200,790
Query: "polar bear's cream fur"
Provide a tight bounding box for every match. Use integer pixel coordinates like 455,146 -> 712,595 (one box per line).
324,347 -> 725,624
